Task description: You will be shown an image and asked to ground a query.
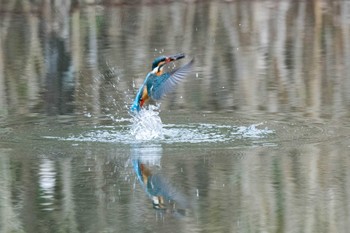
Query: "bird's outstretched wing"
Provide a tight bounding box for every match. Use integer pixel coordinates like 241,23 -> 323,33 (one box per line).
151,59 -> 194,100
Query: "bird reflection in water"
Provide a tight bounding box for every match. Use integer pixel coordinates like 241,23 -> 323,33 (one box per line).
131,145 -> 189,216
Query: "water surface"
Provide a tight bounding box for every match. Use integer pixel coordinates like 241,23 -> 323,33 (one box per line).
1,1 -> 350,233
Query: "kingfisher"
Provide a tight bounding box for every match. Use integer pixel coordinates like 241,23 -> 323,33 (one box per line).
130,53 -> 194,112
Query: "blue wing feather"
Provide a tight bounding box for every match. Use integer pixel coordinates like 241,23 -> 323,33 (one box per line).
150,59 -> 194,100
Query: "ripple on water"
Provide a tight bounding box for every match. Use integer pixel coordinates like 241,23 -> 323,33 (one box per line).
38,159 -> 56,211
44,108 -> 274,145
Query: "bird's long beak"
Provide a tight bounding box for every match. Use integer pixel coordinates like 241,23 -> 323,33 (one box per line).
166,53 -> 185,63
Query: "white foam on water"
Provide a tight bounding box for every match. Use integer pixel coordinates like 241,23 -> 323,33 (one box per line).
232,123 -> 274,138
44,120 -> 274,145
162,126 -> 229,143
43,106 -> 274,145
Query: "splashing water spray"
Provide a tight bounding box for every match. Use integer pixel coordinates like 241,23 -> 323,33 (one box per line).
130,104 -> 164,140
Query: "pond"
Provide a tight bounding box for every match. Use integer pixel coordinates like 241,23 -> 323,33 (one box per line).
1,1 -> 350,232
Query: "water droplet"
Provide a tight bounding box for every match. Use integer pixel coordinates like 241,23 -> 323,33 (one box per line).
84,112 -> 92,118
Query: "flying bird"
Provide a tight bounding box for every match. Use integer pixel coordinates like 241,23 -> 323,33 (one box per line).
130,53 -> 194,112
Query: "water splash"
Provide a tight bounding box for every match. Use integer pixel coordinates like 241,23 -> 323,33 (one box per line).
42,105 -> 275,145
232,123 -> 273,138
130,105 -> 164,140
45,121 -> 274,145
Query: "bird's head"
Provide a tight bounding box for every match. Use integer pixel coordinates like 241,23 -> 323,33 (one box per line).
151,53 -> 185,75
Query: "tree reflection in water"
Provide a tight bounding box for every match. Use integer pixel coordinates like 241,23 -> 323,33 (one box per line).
1,1 -> 350,233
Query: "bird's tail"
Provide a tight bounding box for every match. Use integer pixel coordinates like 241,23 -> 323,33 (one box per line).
130,101 -> 140,113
